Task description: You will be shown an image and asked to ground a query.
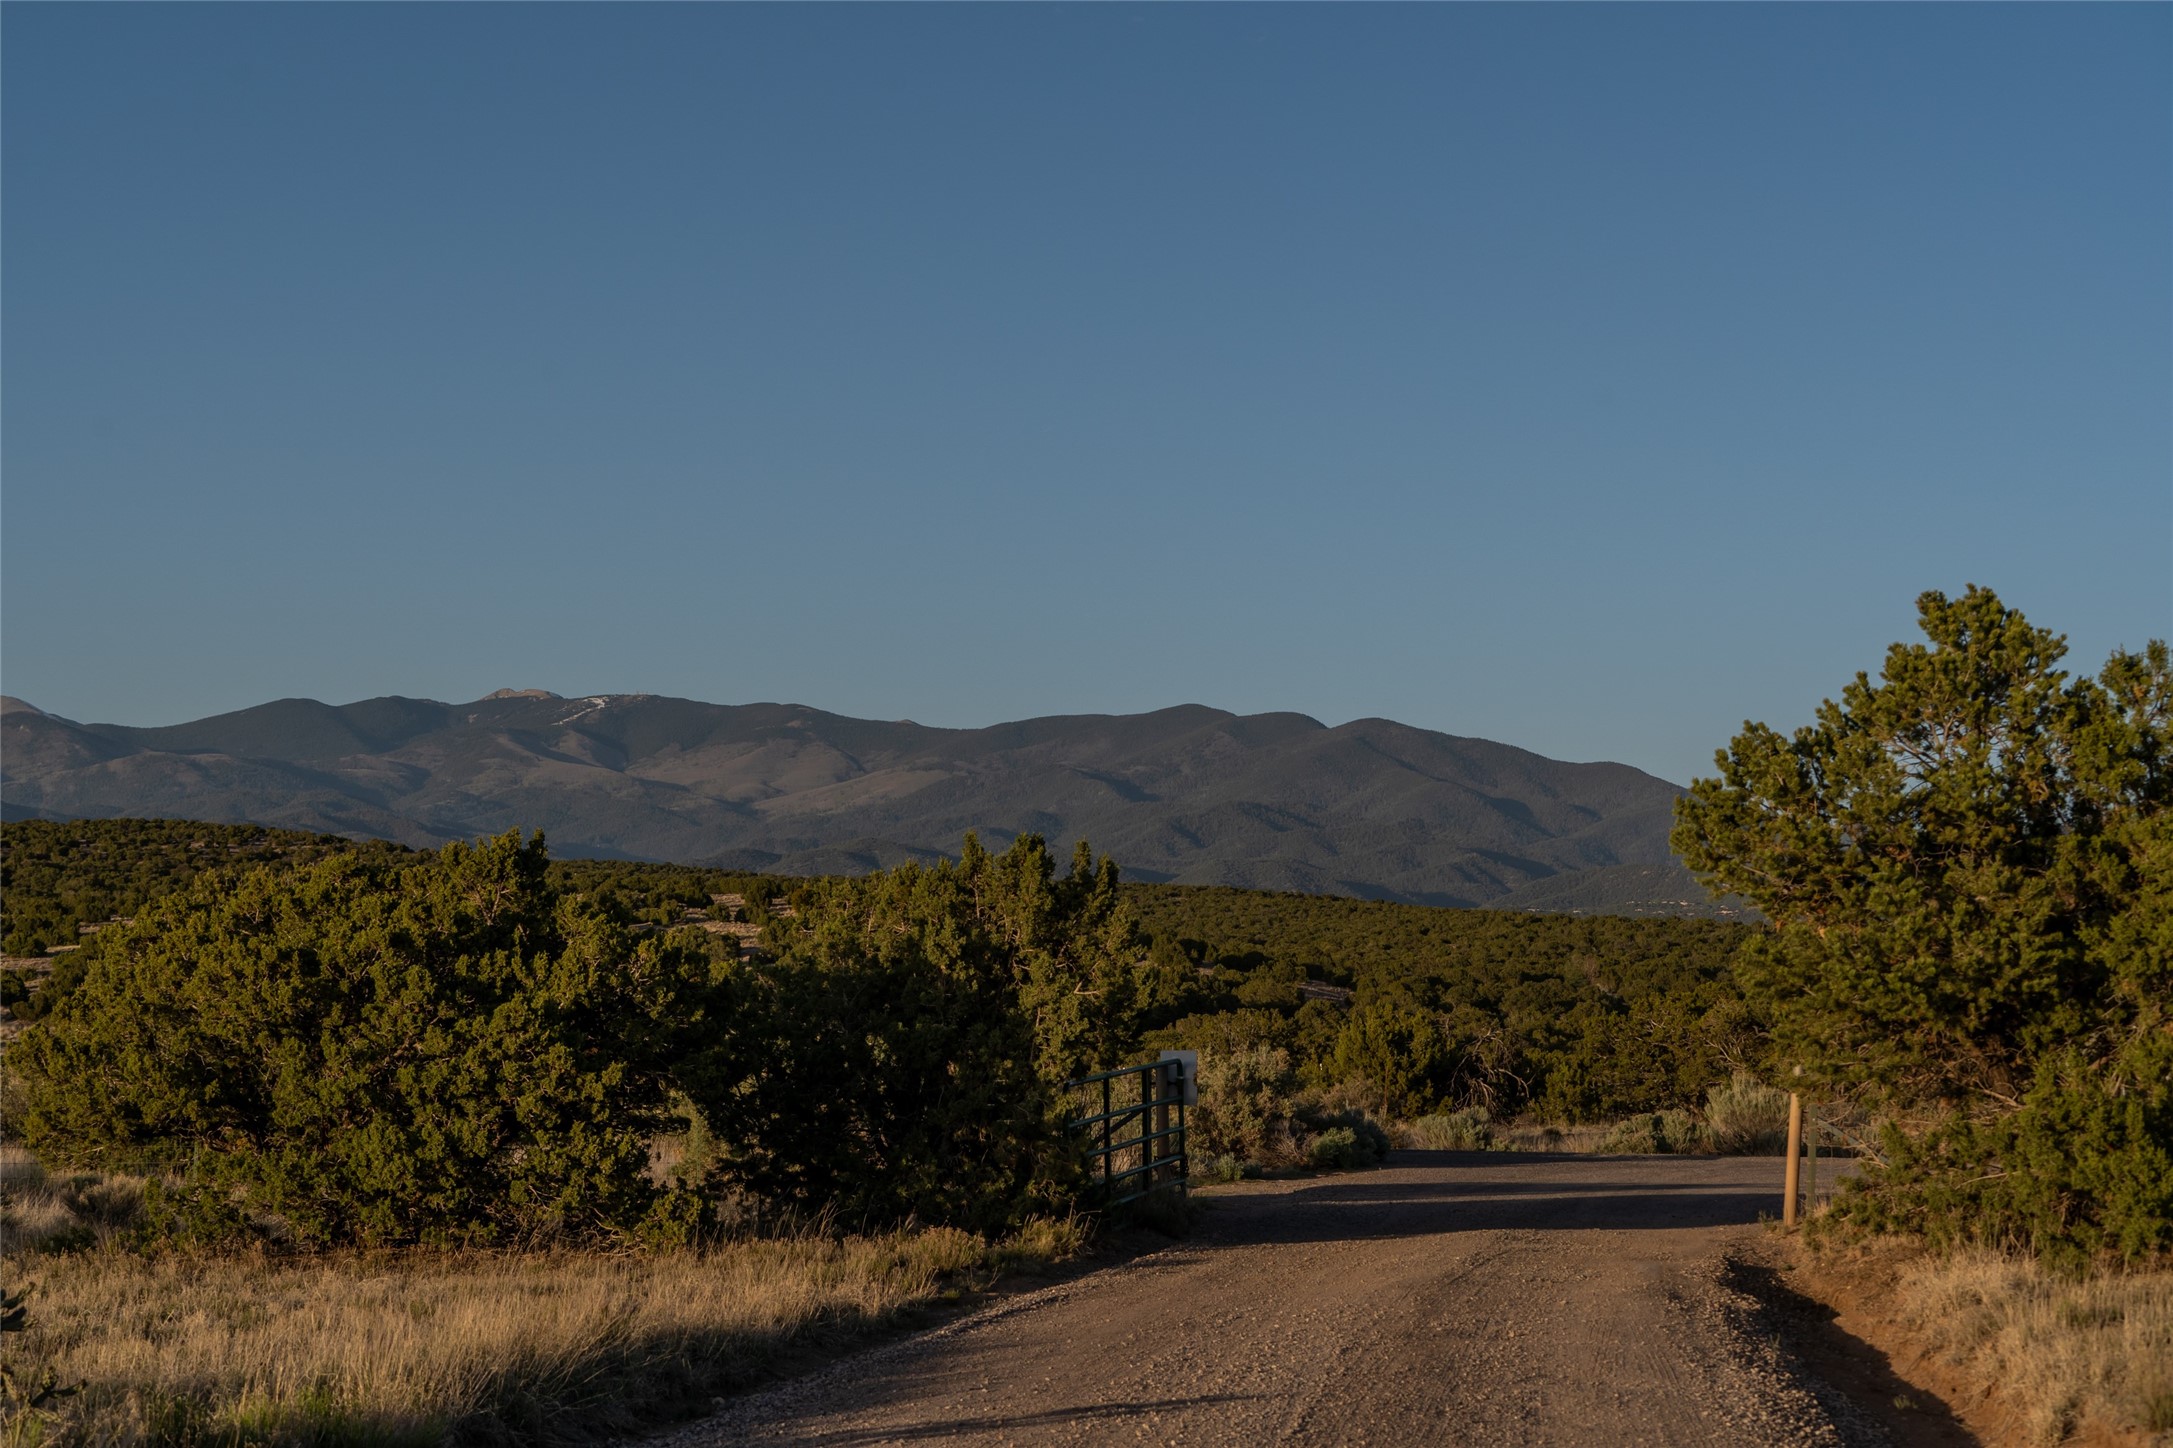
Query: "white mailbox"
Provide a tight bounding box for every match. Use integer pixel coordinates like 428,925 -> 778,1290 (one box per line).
1158,1048 -> 1199,1106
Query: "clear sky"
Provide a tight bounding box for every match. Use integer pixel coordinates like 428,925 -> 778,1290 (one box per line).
4,5 -> 2167,786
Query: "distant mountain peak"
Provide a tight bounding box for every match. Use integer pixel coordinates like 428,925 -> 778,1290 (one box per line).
0,697 -> 45,716
481,688 -> 560,701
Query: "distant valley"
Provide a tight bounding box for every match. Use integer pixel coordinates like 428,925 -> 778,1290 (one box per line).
0,691 -> 1736,916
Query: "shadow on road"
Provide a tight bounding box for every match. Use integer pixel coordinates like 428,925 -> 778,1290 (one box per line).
1198,1155 -> 1790,1245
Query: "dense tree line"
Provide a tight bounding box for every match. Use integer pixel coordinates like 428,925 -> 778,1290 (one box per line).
0,818 -> 410,958
6,822 -> 1757,1140
546,857 -> 784,929
0,819 -> 415,1021
0,819 -> 791,963
0,823 -> 784,1020
1125,886 -> 1756,1122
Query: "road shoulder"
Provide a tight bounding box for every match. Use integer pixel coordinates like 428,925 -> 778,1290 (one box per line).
1752,1239 -> 2165,1448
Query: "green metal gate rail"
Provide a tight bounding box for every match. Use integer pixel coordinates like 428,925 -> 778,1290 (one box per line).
1067,1059 -> 1187,1208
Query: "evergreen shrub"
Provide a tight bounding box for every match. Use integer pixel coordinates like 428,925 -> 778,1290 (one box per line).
1676,589 -> 2172,1264
1705,1074 -> 1792,1154
679,834 -> 1145,1233
1305,1110 -> 1391,1166
1596,1109 -> 1708,1155
1190,1047 -> 1303,1166
1306,1128 -> 1367,1170
10,833 -> 710,1247
1408,1108 -> 1497,1151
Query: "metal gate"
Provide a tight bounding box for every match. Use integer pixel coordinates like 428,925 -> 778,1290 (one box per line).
1067,1058 -> 1188,1208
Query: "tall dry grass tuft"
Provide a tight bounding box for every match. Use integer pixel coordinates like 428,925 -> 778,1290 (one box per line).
2,1214 -> 1089,1446
1496,1122 -> 1615,1154
0,1143 -> 146,1256
1889,1247 -> 2173,1443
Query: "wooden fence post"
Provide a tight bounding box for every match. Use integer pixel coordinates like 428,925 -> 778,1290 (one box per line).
1782,1091 -> 1803,1228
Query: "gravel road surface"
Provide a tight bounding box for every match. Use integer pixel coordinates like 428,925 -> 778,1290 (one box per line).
665,1152 -> 1880,1447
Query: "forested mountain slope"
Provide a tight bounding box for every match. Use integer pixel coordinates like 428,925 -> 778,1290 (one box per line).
1,691 -> 1732,913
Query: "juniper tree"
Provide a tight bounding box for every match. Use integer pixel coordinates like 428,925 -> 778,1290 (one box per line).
679,833 -> 1153,1231
12,832 -> 712,1247
1672,586 -> 2171,1262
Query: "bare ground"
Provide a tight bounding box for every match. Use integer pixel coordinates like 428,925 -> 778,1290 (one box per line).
656,1152 -> 1944,1447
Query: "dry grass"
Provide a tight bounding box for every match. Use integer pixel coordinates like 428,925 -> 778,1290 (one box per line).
1496,1122 -> 1617,1153
1,1145 -> 147,1256
1887,1247 -> 2173,1444
0,1157 -> 1090,1447
1466,1078 -> 1795,1159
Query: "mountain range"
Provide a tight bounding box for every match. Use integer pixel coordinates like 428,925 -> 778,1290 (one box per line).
0,691 -> 1735,915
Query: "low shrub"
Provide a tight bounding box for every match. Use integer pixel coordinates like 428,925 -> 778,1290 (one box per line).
1305,1112 -> 1390,1170
1197,1154 -> 1246,1185
1190,1046 -> 1304,1166
1598,1109 -> 1709,1155
1307,1128 -> 1367,1170
1706,1073 -> 1792,1154
1407,1108 -> 1496,1151
1496,1122 -> 1615,1153
0,1144 -> 45,1195
1314,1111 -> 1390,1164
1597,1115 -> 1657,1154
991,1213 -> 1092,1270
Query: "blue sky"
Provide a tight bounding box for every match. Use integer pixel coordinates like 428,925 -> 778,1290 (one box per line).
5,5 -> 2167,786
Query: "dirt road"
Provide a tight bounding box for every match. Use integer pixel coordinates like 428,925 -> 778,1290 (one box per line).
668,1153 -> 1883,1447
